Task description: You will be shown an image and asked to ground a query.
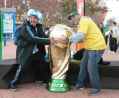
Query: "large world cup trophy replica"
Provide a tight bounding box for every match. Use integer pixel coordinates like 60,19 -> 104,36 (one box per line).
48,24 -> 73,92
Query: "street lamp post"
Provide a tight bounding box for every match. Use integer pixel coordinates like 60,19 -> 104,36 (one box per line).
4,0 -> 7,8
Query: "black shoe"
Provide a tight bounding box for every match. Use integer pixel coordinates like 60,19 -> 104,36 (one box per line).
99,60 -> 110,65
88,89 -> 101,96
102,61 -> 110,65
9,82 -> 17,90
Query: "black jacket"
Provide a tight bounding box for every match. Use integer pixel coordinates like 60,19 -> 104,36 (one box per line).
16,20 -> 49,66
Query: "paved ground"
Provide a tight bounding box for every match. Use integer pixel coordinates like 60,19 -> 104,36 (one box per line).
1,41 -> 119,98
0,83 -> 119,98
3,41 -> 16,60
2,41 -> 119,61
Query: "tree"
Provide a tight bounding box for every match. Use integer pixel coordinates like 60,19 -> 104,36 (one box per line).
85,0 -> 107,16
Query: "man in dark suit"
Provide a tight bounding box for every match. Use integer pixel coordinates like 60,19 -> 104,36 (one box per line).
9,9 -> 50,89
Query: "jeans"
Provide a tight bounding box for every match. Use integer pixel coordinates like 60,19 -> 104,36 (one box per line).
76,50 -> 104,89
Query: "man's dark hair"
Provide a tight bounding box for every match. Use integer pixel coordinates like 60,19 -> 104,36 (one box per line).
67,11 -> 78,20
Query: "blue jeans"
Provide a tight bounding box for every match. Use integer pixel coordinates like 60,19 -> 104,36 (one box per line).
76,50 -> 104,89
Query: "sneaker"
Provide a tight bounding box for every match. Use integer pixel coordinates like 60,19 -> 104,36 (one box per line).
35,81 -> 47,87
72,84 -> 84,90
9,82 -> 17,90
88,89 -> 100,96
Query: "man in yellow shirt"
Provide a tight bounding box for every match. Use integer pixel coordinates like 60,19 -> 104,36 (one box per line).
68,7 -> 107,95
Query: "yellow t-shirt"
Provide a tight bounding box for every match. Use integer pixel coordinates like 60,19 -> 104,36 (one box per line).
77,16 -> 106,50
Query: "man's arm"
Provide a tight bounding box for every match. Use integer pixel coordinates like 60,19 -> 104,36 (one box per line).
26,25 -> 50,45
70,32 -> 85,43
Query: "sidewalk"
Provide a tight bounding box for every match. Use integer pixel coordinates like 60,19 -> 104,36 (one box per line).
0,83 -> 119,98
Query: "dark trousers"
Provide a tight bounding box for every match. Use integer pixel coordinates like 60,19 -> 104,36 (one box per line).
11,52 -> 51,85
109,35 -> 118,52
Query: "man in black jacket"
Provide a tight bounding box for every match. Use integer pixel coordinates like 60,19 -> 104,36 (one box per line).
9,9 -> 50,89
